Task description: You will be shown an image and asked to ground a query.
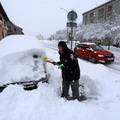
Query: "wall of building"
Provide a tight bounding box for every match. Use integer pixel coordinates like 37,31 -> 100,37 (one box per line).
113,0 -> 120,15
83,0 -> 120,25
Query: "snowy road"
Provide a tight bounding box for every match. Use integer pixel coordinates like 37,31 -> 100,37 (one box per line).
43,40 -> 120,73
106,62 -> 120,72
105,47 -> 120,72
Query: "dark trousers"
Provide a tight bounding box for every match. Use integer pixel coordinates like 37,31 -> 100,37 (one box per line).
61,80 -> 79,99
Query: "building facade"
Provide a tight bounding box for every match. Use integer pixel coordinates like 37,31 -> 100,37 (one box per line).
0,2 -> 23,40
82,0 -> 120,25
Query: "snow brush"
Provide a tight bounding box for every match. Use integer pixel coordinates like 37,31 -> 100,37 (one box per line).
42,56 -> 53,63
42,56 -> 64,68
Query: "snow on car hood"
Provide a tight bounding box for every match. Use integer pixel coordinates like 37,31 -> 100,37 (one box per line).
0,35 -> 47,86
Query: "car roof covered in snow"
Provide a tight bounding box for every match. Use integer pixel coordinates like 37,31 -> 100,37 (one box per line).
0,35 -> 45,58
79,42 -> 96,45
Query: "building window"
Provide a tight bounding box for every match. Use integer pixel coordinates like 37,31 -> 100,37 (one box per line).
107,5 -> 113,17
84,15 -> 88,25
89,12 -> 96,23
98,8 -> 105,20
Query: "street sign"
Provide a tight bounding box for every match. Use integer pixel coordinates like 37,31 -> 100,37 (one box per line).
66,10 -> 78,49
67,22 -> 77,27
67,10 -> 78,21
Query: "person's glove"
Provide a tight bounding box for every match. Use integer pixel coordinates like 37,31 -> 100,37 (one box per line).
58,64 -> 64,69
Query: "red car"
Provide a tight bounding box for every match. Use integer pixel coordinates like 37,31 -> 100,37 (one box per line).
74,43 -> 115,64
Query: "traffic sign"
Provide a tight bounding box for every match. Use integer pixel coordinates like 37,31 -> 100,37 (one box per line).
67,10 -> 78,21
67,22 -> 77,27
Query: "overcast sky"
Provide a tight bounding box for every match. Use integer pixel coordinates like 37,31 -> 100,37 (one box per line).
1,0 -> 109,38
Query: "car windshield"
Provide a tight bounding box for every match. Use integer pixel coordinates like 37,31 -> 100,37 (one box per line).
91,45 -> 104,51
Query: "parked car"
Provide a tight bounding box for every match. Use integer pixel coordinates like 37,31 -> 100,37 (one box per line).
0,35 -> 49,92
74,42 -> 115,64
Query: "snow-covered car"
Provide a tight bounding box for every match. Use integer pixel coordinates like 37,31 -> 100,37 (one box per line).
74,42 -> 115,64
0,35 -> 49,92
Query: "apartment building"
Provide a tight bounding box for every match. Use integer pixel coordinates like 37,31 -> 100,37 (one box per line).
83,0 -> 120,25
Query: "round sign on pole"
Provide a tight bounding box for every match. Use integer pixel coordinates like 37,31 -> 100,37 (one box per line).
67,10 -> 78,21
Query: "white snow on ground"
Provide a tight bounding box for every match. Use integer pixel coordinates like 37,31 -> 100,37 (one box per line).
0,37 -> 120,120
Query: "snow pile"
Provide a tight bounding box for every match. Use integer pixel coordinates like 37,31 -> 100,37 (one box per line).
0,35 -> 46,85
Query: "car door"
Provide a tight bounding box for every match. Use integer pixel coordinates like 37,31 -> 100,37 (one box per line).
81,45 -> 90,59
81,46 -> 87,59
85,46 -> 93,59
83,45 -> 94,60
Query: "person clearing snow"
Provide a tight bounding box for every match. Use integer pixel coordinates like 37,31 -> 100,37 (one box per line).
44,41 -> 86,101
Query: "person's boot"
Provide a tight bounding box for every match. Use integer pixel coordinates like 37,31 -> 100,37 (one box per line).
78,95 -> 87,101
61,93 -> 65,97
66,96 -> 73,100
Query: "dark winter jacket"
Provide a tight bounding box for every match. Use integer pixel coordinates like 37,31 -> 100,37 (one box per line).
58,48 -> 80,81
